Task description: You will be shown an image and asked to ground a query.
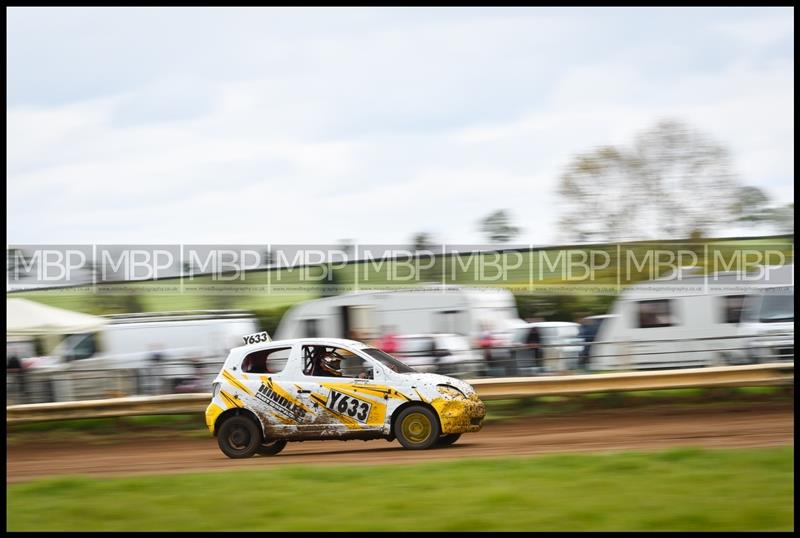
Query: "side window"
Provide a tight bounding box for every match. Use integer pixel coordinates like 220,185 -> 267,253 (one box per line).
301,345 -> 373,379
436,310 -> 464,334
637,299 -> 674,328
241,347 -> 291,374
721,295 -> 746,324
303,319 -> 319,338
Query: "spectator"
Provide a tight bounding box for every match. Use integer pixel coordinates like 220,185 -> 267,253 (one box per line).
149,348 -> 164,395
379,326 -> 399,354
577,316 -> 599,371
7,355 -> 26,404
478,323 -> 494,371
526,326 -> 542,371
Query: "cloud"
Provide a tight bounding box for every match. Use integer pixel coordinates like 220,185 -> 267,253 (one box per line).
7,7 -> 794,246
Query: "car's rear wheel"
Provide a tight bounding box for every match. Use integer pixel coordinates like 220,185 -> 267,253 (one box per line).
257,439 -> 287,456
217,415 -> 261,459
395,406 -> 439,450
436,433 -> 461,447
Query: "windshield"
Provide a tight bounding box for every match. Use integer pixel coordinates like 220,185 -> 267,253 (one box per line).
759,293 -> 794,323
580,318 -> 602,340
362,348 -> 417,374
52,332 -> 93,358
474,306 -> 518,328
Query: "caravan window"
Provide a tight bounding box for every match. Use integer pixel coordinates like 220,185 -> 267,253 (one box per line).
637,300 -> 674,328
303,319 -> 319,338
241,347 -> 291,374
721,295 -> 746,324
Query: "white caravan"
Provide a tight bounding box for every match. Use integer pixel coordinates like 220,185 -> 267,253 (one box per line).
589,265 -> 794,371
25,311 -> 259,402
274,286 -> 526,346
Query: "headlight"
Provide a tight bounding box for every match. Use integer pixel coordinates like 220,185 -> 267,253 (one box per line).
212,382 -> 221,398
437,384 -> 466,399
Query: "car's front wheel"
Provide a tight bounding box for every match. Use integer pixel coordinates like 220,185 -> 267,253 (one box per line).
217,415 -> 262,459
257,439 -> 287,456
395,406 -> 440,450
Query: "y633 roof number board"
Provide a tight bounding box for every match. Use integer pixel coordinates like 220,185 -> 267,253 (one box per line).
243,331 -> 271,345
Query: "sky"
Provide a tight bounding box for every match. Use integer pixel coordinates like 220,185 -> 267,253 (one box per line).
6,7 -> 795,247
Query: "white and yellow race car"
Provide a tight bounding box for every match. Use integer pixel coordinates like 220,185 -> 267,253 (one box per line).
206,335 -> 485,458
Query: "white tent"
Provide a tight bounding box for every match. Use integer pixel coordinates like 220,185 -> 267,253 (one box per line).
6,298 -> 108,337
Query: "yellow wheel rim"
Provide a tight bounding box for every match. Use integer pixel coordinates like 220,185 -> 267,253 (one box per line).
401,412 -> 432,444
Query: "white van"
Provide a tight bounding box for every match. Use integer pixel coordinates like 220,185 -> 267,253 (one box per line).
589,265 -> 793,371
25,311 -> 259,402
511,321 -> 585,374
391,333 -> 483,378
274,286 -> 527,346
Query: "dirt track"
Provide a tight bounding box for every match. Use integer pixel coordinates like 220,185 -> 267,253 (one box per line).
7,402 -> 794,483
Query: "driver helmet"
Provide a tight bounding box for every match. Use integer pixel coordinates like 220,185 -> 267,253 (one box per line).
316,348 -> 342,376
320,355 -> 342,376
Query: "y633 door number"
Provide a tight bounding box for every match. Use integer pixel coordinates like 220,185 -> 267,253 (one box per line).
326,390 -> 371,423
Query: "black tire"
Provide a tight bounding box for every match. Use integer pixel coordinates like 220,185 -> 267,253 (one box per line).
257,439 -> 287,456
436,433 -> 461,447
394,405 -> 440,450
217,415 -> 262,459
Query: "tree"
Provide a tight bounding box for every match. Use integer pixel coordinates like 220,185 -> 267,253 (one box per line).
730,186 -> 773,223
557,119 -> 743,242
411,232 -> 435,252
766,203 -> 794,234
729,188 -> 794,234
479,210 -> 520,243
409,232 -> 441,282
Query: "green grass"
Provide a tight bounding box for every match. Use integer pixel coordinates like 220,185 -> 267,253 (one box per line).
6,414 -> 210,447
7,447 -> 794,531
8,414 -> 206,433
481,385 -> 790,423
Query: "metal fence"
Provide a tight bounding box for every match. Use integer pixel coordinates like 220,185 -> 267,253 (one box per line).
5,335 -> 793,405
7,362 -> 794,425
6,356 -> 227,406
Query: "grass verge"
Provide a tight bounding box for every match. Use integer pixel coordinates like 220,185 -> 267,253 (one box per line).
7,446 -> 793,531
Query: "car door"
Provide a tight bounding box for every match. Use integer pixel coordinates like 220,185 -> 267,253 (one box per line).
234,344 -> 317,436
293,344 -> 389,437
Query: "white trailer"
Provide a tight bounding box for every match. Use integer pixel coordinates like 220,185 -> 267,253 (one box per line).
589,266 -> 793,371
25,311 -> 259,402
274,286 -> 526,346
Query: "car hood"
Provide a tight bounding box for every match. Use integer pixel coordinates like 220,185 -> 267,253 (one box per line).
399,372 -> 476,396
